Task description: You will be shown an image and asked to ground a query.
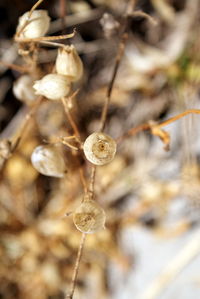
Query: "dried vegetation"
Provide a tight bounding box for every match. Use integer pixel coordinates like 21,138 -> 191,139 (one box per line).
0,0 -> 200,298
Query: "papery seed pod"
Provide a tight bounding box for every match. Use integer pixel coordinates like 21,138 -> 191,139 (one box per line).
16,10 -> 50,38
55,45 -> 83,81
31,145 -> 66,178
83,132 -> 117,165
13,75 -> 37,105
73,200 -> 106,233
33,74 -> 71,100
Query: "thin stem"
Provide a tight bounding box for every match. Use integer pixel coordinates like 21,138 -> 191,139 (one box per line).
118,109 -> 200,143
89,166 -> 96,198
156,109 -> 200,129
39,40 -> 67,48
60,0 -> 67,33
61,97 -> 81,139
99,0 -> 137,132
0,61 -> 28,73
29,0 -> 45,15
61,96 -> 88,194
15,31 -> 75,43
11,96 -> 43,151
65,233 -> 86,299
79,167 -> 88,194
16,0 -> 45,37
117,123 -> 150,143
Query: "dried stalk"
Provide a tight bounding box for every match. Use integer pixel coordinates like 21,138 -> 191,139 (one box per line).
87,0 -> 138,223
65,2 -> 138,297
61,96 -> 81,140
61,95 -> 88,299
99,0 -> 137,132
15,31 -> 75,43
15,0 -> 45,37
65,233 -> 86,299
118,109 -> 200,143
79,167 -> 88,194
0,61 -> 28,73
11,96 -> 43,152
156,109 -> 200,128
89,166 -> 96,197
59,0 -> 67,33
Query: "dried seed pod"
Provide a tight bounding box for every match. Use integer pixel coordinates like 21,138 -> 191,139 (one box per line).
55,45 -> 83,81
16,10 -> 50,38
73,200 -> 106,234
83,132 -> 117,165
13,75 -> 37,105
31,145 -> 66,178
33,74 -> 71,100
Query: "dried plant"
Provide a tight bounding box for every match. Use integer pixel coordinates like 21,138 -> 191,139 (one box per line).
1,0 -> 200,298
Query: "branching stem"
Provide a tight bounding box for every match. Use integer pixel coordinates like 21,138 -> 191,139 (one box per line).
118,109 -> 200,143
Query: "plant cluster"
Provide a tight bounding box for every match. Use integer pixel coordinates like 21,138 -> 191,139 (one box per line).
0,0 -> 200,298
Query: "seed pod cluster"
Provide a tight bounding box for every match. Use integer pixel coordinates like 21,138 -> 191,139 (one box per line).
33,46 -> 83,100
16,10 -> 50,38
83,132 -> 117,165
31,145 -> 66,178
33,74 -> 71,100
73,199 -> 106,234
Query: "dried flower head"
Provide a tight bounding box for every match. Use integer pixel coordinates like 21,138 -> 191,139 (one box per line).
16,10 -> 50,38
55,45 -> 83,81
83,132 -> 117,165
33,74 -> 71,100
31,145 -> 66,178
73,199 -> 106,233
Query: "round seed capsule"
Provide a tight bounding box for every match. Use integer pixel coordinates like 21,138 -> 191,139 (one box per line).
31,145 -> 66,178
16,10 -> 50,39
33,74 -> 71,100
83,132 -> 117,165
73,200 -> 106,234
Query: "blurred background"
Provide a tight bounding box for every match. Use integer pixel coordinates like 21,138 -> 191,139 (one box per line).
0,0 -> 200,298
